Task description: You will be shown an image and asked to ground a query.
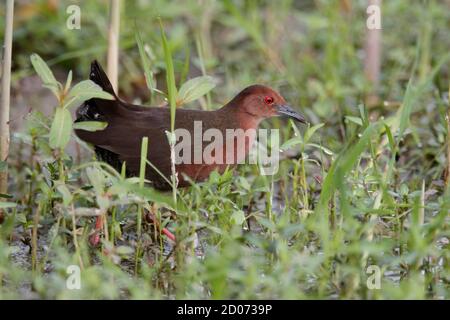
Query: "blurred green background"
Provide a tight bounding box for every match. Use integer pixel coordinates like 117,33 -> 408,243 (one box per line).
0,0 -> 449,299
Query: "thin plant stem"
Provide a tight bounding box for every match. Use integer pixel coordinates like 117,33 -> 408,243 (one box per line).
107,0 -> 120,92
71,205 -> 84,270
446,85 -> 450,187
135,137 -> 148,275
31,202 -> 41,274
0,0 -> 14,223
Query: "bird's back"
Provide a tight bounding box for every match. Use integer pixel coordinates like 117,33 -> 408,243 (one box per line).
75,61 -> 239,189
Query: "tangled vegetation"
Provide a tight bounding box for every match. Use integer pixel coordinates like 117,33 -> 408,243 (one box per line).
0,0 -> 449,299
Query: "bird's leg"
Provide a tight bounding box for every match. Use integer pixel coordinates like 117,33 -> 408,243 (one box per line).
89,215 -> 103,246
89,207 -> 175,247
144,205 -> 175,242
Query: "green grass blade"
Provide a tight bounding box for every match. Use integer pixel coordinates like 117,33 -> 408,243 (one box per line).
135,28 -> 155,97
159,18 -> 177,131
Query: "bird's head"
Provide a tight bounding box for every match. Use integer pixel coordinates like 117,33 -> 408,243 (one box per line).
231,84 -> 307,123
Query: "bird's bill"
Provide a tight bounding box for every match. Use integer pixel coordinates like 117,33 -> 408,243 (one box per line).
276,105 -> 307,123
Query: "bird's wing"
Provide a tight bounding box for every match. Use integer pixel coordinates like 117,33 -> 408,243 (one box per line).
99,107 -> 173,183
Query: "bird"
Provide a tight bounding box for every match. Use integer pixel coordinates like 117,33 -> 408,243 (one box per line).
75,61 -> 306,190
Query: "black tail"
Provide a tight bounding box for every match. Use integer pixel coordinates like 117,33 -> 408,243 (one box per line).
76,60 -> 116,123
75,61 -> 124,171
89,60 -> 116,97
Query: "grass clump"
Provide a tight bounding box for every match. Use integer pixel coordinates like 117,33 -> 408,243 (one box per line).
0,0 -> 449,299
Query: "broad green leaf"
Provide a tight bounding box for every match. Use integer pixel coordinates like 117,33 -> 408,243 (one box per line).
255,217 -> 277,232
0,202 -> 17,209
73,121 -> 108,132
30,53 -> 59,87
280,136 -> 302,151
30,54 -> 61,98
64,70 -> 73,94
15,213 -> 27,224
237,176 -> 251,191
177,76 -> 216,105
86,167 -> 110,209
290,120 -> 302,137
56,183 -> 73,206
65,80 -> 114,109
86,167 -> 105,193
251,175 -> 270,193
231,210 -> 246,225
49,107 -> 72,149
345,116 -> 363,126
304,123 -> 324,143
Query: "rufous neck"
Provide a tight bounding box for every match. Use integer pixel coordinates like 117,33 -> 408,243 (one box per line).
217,103 -> 262,131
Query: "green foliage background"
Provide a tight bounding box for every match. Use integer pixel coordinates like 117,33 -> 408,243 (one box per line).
0,0 -> 448,299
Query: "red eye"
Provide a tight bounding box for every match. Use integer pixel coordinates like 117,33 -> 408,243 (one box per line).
264,96 -> 274,105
